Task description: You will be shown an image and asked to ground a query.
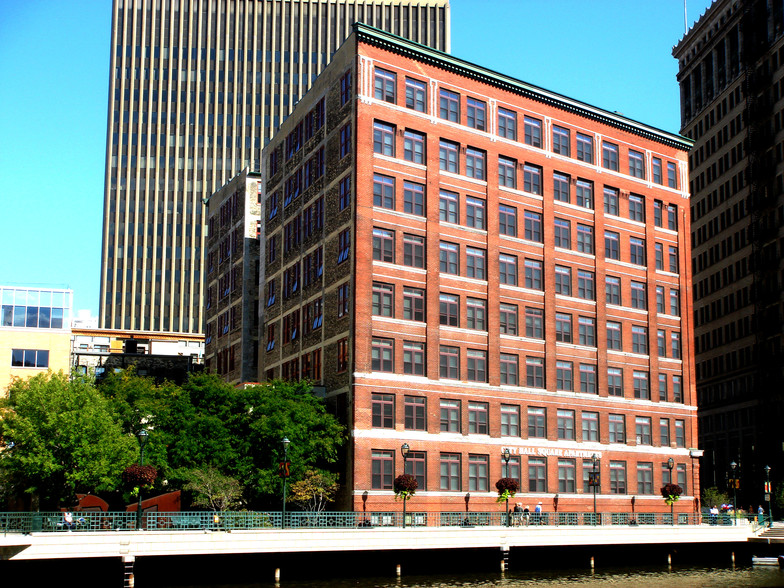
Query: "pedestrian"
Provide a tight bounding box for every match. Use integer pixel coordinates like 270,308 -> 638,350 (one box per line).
523,505 -> 530,526
513,502 -> 523,526
709,505 -> 719,525
534,502 -> 543,525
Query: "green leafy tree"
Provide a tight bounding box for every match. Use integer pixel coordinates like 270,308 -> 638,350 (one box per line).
288,469 -> 339,512
702,486 -> 730,510
183,466 -> 244,511
0,372 -> 137,509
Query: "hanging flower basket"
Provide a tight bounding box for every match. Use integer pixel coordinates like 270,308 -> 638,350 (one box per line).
495,477 -> 519,503
394,474 -> 418,501
123,464 -> 158,488
660,482 -> 683,506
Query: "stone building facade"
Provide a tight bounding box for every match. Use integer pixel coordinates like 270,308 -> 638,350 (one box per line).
261,24 -> 696,515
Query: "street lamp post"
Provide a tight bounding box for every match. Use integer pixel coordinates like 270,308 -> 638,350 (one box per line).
282,437 -> 290,529
591,453 -> 599,525
136,429 -> 149,531
764,465 -> 773,525
730,461 -> 738,526
502,448 -> 511,526
401,443 -> 410,528
667,457 -> 675,525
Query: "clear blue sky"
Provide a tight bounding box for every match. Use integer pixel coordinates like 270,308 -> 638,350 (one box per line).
0,0 -> 714,317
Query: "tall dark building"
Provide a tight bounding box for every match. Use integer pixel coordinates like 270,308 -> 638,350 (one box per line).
674,0 -> 784,502
100,0 -> 450,334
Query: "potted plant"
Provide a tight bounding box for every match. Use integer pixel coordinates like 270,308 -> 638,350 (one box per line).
496,478 -> 519,526
394,474 -> 418,527
661,482 -> 683,524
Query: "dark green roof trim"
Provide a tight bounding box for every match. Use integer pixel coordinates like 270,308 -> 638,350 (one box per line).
354,23 -> 693,151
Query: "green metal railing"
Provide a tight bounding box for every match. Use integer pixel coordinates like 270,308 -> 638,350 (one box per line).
0,511 -> 771,534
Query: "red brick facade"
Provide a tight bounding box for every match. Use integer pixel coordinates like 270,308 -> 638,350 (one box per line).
261,25 -> 696,518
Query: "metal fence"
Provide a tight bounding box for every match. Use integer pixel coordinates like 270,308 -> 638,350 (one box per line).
0,511 -> 770,534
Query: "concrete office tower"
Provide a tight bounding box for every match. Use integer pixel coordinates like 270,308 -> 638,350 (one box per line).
260,24 -> 695,513
673,0 -> 784,500
100,0 -> 451,334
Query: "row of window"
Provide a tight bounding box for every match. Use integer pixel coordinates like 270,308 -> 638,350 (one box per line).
370,67 -> 680,188
10,349 -> 49,368
371,449 -> 688,494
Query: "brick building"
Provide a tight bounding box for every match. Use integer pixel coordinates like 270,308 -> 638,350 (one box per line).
261,24 -> 696,516
673,0 -> 784,499
204,169 -> 262,385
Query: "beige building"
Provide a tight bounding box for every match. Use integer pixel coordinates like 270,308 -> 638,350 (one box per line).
1,286 -> 72,395
100,0 -> 451,335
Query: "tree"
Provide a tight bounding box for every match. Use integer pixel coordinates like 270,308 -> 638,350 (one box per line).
183,466 -> 244,511
288,469 -> 339,512
702,486 -> 729,510
0,372 -> 137,509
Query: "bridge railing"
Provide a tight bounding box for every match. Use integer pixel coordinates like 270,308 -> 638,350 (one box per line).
0,511 -> 770,534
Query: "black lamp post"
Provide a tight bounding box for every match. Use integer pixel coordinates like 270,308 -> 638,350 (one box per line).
401,443 -> 410,528
136,429 -> 149,530
502,448 -> 511,526
282,437 -> 290,528
764,465 -> 773,525
667,457 -> 675,525
730,461 -> 737,526
591,453 -> 599,525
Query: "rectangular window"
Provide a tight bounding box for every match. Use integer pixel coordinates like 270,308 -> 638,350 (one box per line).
439,346 -> 460,379
503,456 -> 521,487
403,131 -> 425,164
439,140 -> 459,172
577,270 -> 595,300
440,453 -> 461,491
403,341 -> 425,375
466,197 -> 486,229
654,200 -> 663,227
525,307 -> 543,339
578,317 -> 596,347
555,265 -> 571,296
629,194 -> 645,222
655,243 -> 664,270
372,282 -> 394,317
602,141 -> 619,171
652,157 -> 663,184
467,98 -> 486,130
499,254 -> 518,286
670,289 -> 680,316
373,121 -> 395,156
667,162 -> 678,188
609,414 -> 626,443
440,399 -> 461,432
372,228 -> 394,262
557,409 -> 575,440
439,88 -> 459,122
635,416 -> 652,445
339,176 -> 351,210
634,371 -> 650,400
499,205 -> 517,236
673,375 -> 683,403
466,247 -> 487,280
632,325 -> 648,354
524,259 -> 542,290
403,287 -> 425,322
405,451 -> 427,491
656,286 -> 665,313
523,164 -> 542,194
630,281 -> 646,309
468,455 -> 489,492
11,349 -> 49,368
439,293 -> 459,327
657,330 -> 667,357
660,418 -> 671,446
576,132 -> 593,163
501,404 -> 520,436
403,181 -> 424,216
607,322 -> 622,350
523,211 -> 542,242
524,116 -> 542,147
555,312 -> 572,343
500,353 -> 519,385
628,149 -> 644,178
576,224 -> 594,254
556,361 -> 573,391
500,303 -> 518,335
669,246 -> 679,273
675,419 -> 686,447
554,218 -> 571,249
340,70 -> 352,105
677,464 -> 687,494
552,125 -> 570,156
466,297 -> 487,330
610,461 -> 627,494
604,187 -> 619,215
608,367 -> 623,397
553,172 -> 570,203
466,148 -> 486,180
374,68 -> 396,103
405,396 -> 426,429
528,407 -> 546,438
439,190 -> 459,223
468,402 -> 489,433
467,350 -> 487,383
338,229 -> 350,263
372,393 -> 395,428
439,242 -> 459,274
526,356 -> 544,388
371,338 -> 394,372
558,459 -> 576,493
498,107 -> 517,139
580,364 -> 597,394
606,276 -> 621,305
373,173 -> 395,209
405,78 -> 426,111
667,205 -> 678,230
576,179 -> 593,208
529,457 -> 547,492
337,337 -> 349,372
339,123 -> 351,158
498,157 -> 516,188
605,230 -> 620,260
659,373 -> 668,401
582,411 -> 599,442
372,450 -> 394,489
403,234 -> 425,268
629,236 -> 646,265
637,462 -> 653,494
